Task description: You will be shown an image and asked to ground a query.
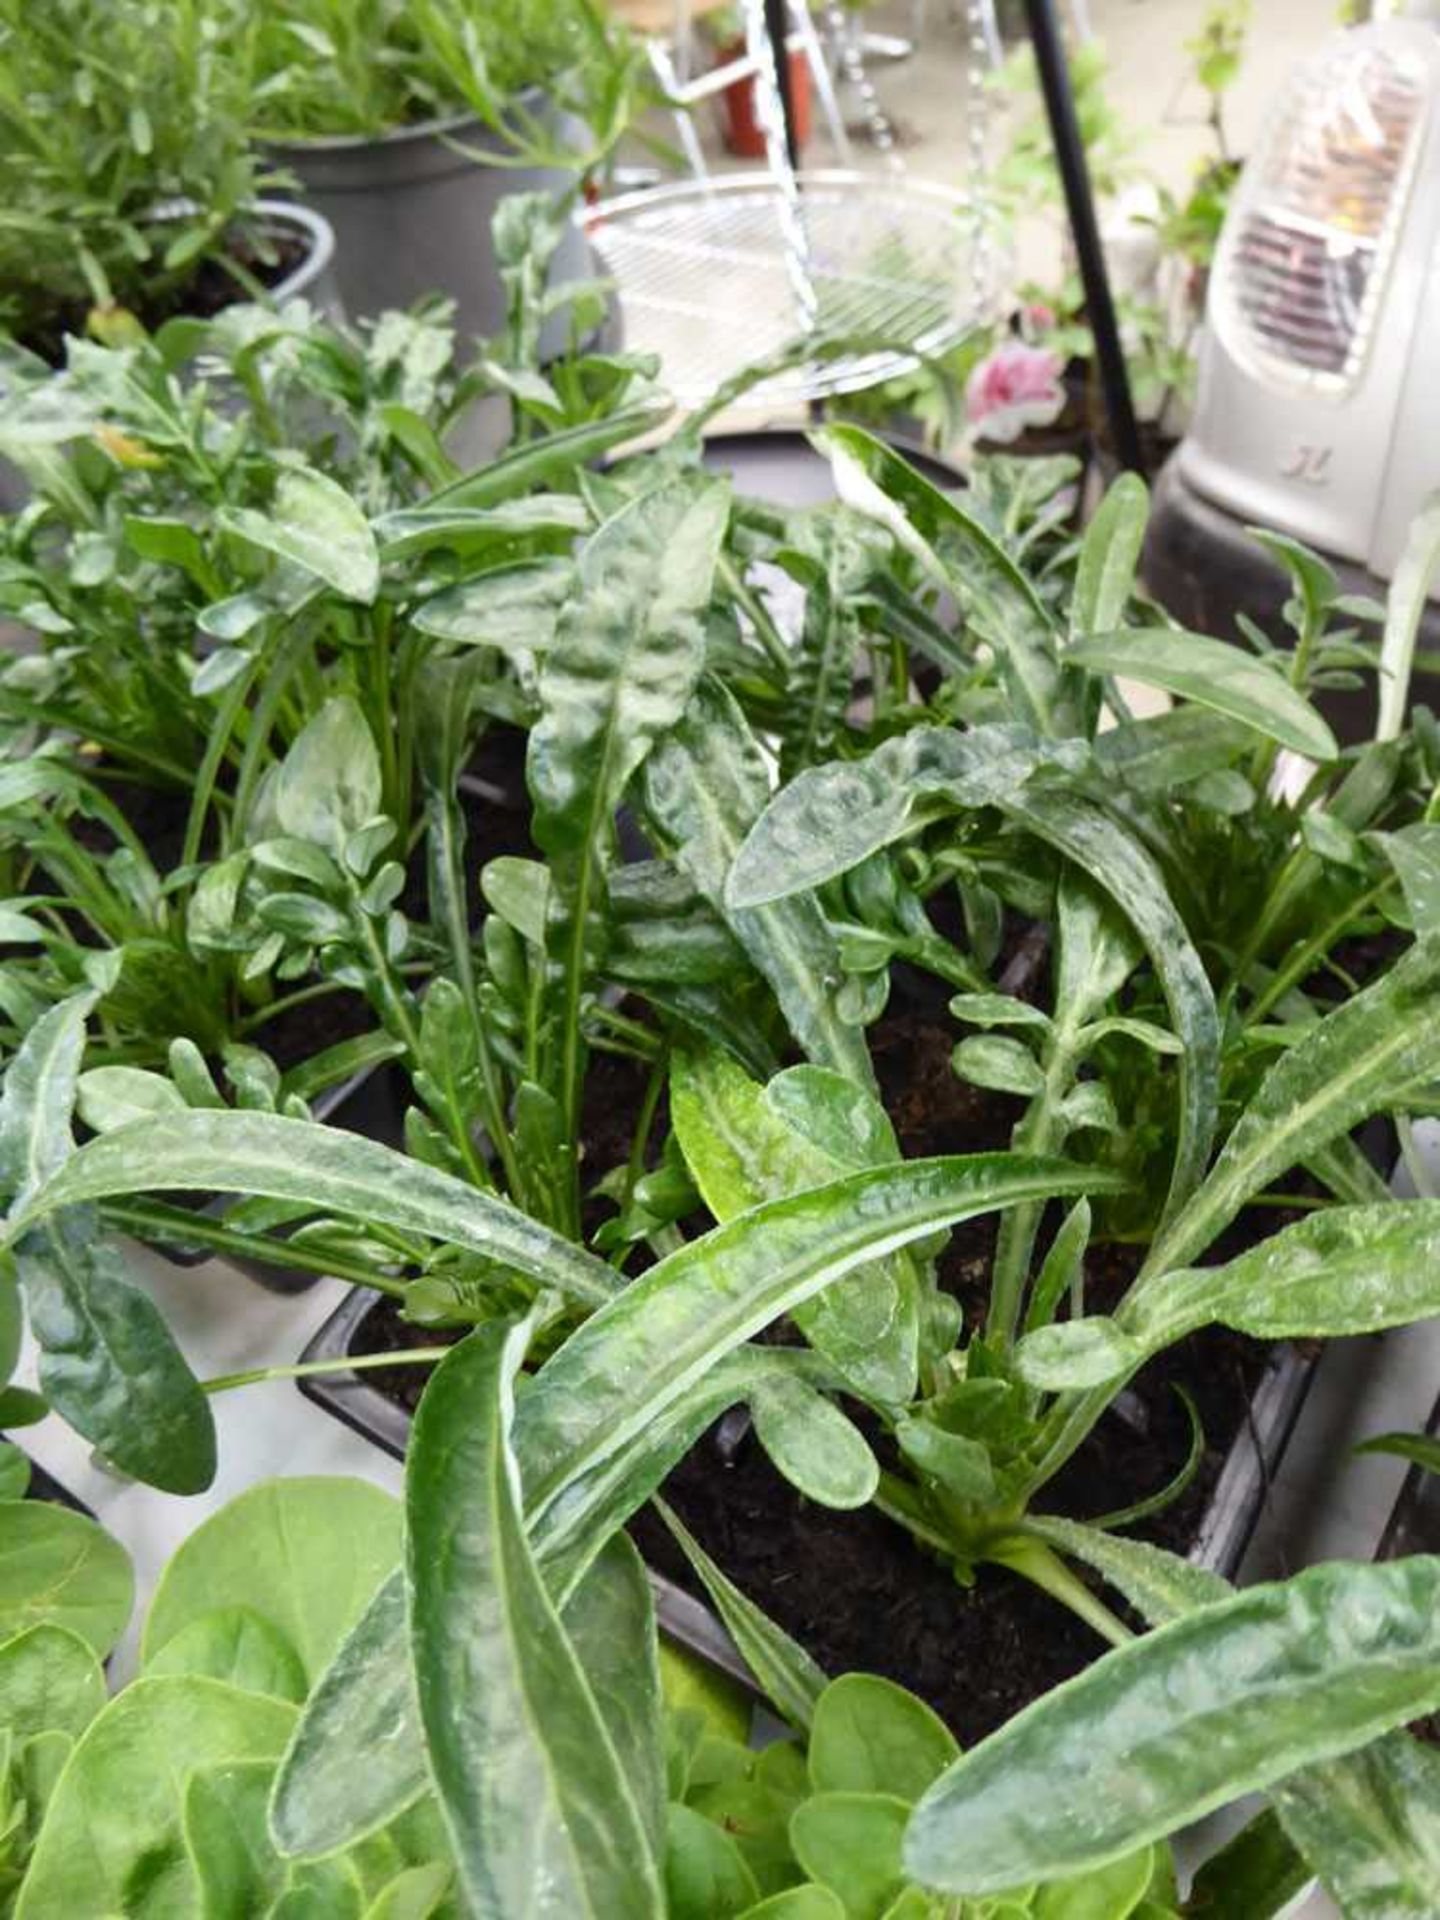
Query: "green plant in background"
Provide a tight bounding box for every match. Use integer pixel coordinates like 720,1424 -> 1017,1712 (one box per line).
0,0 -> 281,358
244,0 -> 643,161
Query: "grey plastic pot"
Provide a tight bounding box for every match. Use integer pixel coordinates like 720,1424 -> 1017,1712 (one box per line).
296,1286 -> 1319,1705
0,199 -> 341,517
267,107 -> 593,358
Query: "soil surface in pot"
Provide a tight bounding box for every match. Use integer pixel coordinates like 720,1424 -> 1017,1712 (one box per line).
19,224 -> 308,368
344,1006 -> 1278,1744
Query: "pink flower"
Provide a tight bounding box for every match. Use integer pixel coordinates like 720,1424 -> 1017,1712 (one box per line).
966,341 -> 1066,443
1023,301 -> 1057,333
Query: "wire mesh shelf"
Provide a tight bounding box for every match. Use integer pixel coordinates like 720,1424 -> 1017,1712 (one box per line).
584,171 -> 1002,411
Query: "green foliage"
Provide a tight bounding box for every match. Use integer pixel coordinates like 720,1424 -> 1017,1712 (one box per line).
245,0 -> 643,154
0,0 -> 271,351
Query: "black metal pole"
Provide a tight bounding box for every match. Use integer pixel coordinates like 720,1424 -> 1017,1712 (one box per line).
763,0 -> 801,173
1021,0 -> 1144,474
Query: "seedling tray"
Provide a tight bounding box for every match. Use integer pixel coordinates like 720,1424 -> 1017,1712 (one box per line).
297,1286 -> 1319,1704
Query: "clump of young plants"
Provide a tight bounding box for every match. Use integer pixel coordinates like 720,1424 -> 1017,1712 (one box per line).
0,0 -> 285,358
244,0 -> 642,159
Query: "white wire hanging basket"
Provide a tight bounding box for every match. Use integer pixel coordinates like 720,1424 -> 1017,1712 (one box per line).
584,0 -> 1005,412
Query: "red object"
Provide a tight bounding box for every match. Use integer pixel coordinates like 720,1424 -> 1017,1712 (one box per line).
718,43 -> 812,158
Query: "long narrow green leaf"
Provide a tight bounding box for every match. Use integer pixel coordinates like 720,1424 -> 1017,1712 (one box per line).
1069,474 -> 1148,644
1146,929 -> 1440,1277
514,1154 -> 1123,1540
1020,1516 -> 1229,1625
905,1557 -> 1440,1896
1020,1202 -> 1440,1393
9,1111 -> 618,1308
815,425 -> 1066,732
1069,631 -> 1338,761
725,724 -> 1085,912
407,1322 -> 663,1918
657,1500 -> 827,1733
423,401 -> 672,510
644,677 -> 874,1086
0,993 -> 91,1216
560,1535 -> 666,1871
1377,491 -> 1440,741
1272,1734 -> 1440,1918
268,1570 -> 422,1860
1000,784 -> 1218,1223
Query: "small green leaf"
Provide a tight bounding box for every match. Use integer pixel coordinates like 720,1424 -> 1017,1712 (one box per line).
657,1500 -> 827,1733
807,1674 -> 959,1803
143,1479 -> 400,1690
16,1676 -> 293,1918
1014,1318 -> 1145,1391
952,1035 -> 1044,1097
665,1802 -> 760,1918
1070,473 -> 1148,643
0,1622 -> 106,1741
0,995 -> 90,1216
1069,630 -> 1338,761
0,1503 -> 133,1657
145,1606 -> 309,1704
274,699 -> 384,864
220,468 -> 379,604
18,1210 -> 215,1495
948,994 -> 1052,1032
76,1066 -> 187,1134
788,1792 -> 910,1920
751,1375 -> 879,1510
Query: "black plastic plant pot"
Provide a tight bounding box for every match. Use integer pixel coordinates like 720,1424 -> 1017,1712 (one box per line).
297,1287 -> 1319,1706
142,1061 -> 408,1296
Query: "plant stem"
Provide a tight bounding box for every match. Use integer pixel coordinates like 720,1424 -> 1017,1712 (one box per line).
991,1536 -> 1133,1649
202,1347 -> 449,1395
1243,877 -> 1394,1027
100,1200 -> 407,1293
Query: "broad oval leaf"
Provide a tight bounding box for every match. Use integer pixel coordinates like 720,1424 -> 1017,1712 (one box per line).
0,1621 -> 107,1741
143,1478 -> 401,1687
17,1210 -> 216,1495
789,1790 -> 910,1920
406,1321 -> 663,1918
807,1674 -> 959,1803
0,1503 -> 133,1657
145,1605 -> 308,1704
1068,630 -> 1338,762
15,1676 -> 294,1918
273,697 -> 384,863
905,1556 -> 1440,1895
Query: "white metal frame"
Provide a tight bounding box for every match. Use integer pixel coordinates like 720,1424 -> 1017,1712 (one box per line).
643,0 -> 851,177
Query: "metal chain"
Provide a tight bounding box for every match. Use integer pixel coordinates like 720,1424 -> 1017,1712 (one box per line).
741,0 -> 819,328
962,0 -> 997,318
820,0 -> 904,175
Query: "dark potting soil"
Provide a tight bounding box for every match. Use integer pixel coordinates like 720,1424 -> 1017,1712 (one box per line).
342,1007 -> 1280,1742
17,225 -> 309,368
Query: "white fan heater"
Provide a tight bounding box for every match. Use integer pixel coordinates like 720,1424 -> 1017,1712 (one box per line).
1147,12 -> 1440,655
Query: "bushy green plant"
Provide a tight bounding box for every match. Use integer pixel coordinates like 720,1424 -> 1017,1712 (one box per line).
0,0 -> 278,357
245,0 -> 642,157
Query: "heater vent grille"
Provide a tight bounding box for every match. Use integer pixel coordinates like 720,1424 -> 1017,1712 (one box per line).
1221,38 -> 1429,389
